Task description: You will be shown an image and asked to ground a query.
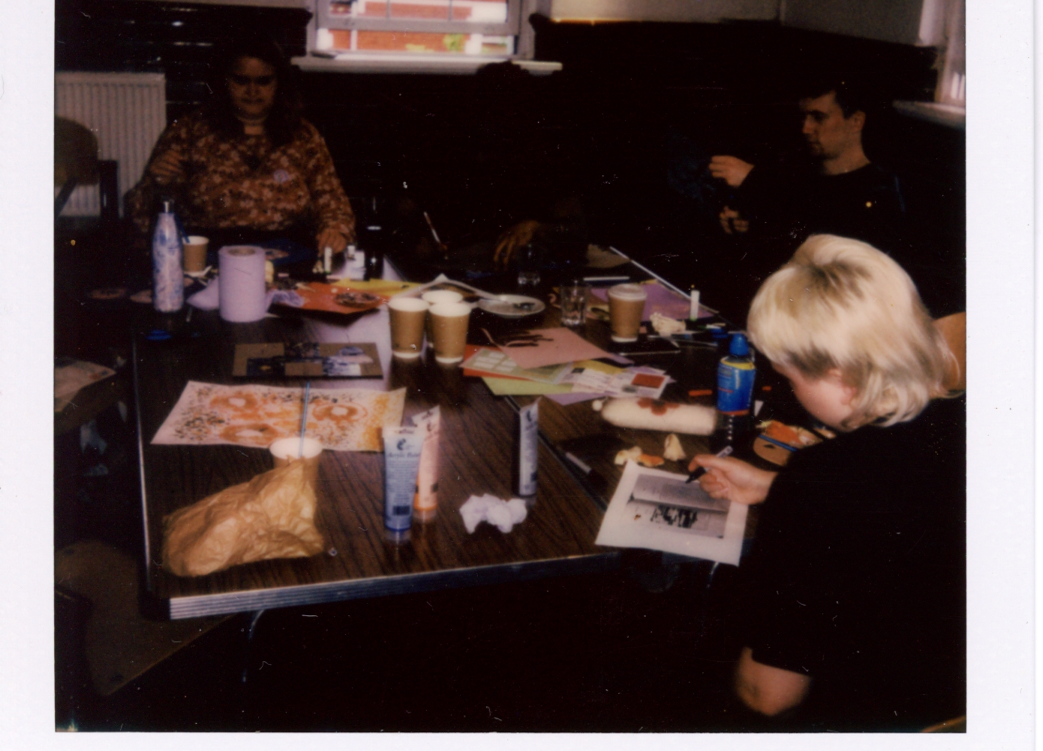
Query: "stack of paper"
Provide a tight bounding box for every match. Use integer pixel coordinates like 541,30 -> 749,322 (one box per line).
461,333 -> 671,404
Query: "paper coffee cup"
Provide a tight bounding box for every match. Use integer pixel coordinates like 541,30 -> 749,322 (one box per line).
608,283 -> 648,342
270,436 -> 323,487
422,291 -> 464,341
183,235 -> 209,274
388,297 -> 429,360
429,301 -> 472,364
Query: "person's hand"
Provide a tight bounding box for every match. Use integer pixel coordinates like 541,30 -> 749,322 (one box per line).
494,220 -> 541,268
719,206 -> 750,235
709,155 -> 754,188
688,455 -> 777,505
148,148 -> 186,185
316,228 -> 348,254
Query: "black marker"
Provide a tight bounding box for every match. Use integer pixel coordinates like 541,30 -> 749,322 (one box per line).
686,445 -> 733,484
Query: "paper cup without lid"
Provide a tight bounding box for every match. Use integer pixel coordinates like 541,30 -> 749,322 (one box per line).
429,301 -> 472,364
183,235 -> 209,274
270,436 -> 323,487
388,297 -> 430,359
608,283 -> 647,342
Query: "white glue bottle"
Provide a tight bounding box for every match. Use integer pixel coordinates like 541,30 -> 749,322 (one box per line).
152,200 -> 184,313
713,333 -> 756,452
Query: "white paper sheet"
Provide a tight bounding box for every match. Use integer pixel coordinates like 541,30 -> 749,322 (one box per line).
595,460 -> 747,566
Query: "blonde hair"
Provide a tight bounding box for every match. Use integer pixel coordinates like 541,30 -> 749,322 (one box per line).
747,234 -> 952,429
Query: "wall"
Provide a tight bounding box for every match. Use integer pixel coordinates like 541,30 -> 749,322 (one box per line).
55,0 -> 311,120
56,0 -> 961,310
781,0 -> 928,45
548,0 -> 778,22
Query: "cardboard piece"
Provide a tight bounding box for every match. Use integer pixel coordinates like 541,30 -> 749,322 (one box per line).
232,342 -> 382,379
500,327 -> 614,370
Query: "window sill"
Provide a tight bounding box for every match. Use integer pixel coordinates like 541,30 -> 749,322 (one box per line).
292,53 -> 562,76
893,101 -> 966,130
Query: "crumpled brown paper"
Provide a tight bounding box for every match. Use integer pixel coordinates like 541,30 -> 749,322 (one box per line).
162,459 -> 324,577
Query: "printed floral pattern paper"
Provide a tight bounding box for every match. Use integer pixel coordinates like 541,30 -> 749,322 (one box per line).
152,381 -> 405,452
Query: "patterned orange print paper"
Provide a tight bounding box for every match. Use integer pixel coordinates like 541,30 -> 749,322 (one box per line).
152,381 -> 405,452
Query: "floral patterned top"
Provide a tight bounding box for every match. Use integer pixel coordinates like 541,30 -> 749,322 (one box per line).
127,111 -> 355,246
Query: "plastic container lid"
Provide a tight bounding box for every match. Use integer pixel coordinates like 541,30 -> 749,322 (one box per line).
607,283 -> 647,301
729,333 -> 750,357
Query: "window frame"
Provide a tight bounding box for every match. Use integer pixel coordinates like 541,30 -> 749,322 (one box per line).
315,0 -> 523,37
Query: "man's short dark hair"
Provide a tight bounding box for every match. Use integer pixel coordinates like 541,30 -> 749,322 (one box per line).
797,75 -> 873,118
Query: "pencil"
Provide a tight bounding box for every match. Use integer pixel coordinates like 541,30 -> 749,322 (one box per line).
686,445 -> 733,484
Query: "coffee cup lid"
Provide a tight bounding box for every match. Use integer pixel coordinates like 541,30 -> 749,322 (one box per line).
608,283 -> 647,301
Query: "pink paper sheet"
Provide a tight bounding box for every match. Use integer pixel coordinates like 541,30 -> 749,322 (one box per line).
502,327 -> 615,369
591,281 -> 710,321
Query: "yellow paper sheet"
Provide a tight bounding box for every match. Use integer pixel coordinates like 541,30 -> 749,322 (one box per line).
482,378 -> 573,396
331,279 -> 421,295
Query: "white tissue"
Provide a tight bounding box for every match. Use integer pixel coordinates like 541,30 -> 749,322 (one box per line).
459,494 -> 528,534
650,312 -> 686,335
188,275 -> 284,312
187,279 -> 220,311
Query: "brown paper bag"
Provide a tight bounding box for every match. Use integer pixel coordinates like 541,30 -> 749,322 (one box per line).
162,459 -> 324,577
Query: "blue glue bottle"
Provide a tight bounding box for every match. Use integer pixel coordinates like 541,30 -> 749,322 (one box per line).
713,333 -> 756,451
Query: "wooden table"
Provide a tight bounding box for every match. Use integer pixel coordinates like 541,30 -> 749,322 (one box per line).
134,254 -> 735,620
134,285 -> 615,619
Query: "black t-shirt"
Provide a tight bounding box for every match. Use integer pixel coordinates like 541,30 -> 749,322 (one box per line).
736,160 -> 963,318
737,161 -> 904,266
737,396 -> 966,729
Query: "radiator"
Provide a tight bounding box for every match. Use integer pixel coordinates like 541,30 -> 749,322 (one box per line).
55,72 -> 167,217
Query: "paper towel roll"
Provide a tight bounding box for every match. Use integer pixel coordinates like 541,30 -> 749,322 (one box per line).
218,246 -> 268,322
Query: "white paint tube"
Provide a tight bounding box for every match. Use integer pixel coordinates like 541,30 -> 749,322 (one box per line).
515,399 -> 539,498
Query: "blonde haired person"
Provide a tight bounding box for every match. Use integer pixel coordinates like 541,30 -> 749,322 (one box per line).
690,235 -> 965,729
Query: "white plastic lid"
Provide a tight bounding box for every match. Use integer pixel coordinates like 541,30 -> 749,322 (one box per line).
608,283 -> 647,301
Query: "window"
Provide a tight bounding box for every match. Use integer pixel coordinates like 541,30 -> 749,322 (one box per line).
920,0 -> 965,106
314,0 -> 524,57
934,0 -> 964,106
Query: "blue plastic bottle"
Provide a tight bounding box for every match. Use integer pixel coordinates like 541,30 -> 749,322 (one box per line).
152,200 -> 184,313
714,333 -> 756,450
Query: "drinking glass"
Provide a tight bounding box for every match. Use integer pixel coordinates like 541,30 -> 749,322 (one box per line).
515,243 -> 542,288
559,280 -> 589,327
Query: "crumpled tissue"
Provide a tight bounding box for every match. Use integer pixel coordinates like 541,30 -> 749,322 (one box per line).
459,494 -> 528,534
650,312 -> 686,335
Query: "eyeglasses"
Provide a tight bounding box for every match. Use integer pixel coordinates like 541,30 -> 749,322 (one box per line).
228,74 -> 276,87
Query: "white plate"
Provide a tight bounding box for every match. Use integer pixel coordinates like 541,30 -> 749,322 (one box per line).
477,295 -> 545,318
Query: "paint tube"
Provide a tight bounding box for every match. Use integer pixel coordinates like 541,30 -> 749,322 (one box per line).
411,406 -> 441,522
514,399 -> 539,498
382,426 -> 425,540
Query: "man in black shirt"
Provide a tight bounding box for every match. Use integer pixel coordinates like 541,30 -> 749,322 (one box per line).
708,76 -> 907,286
